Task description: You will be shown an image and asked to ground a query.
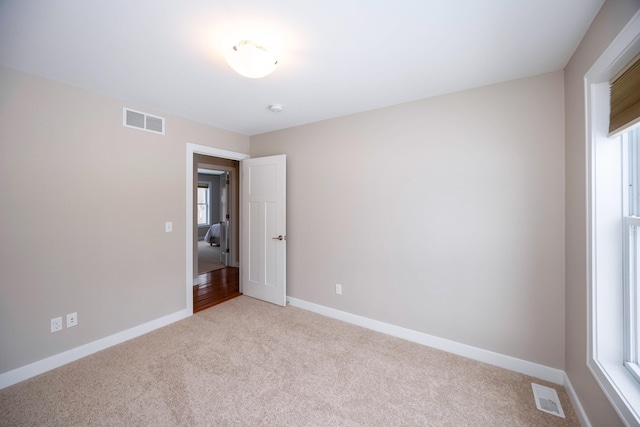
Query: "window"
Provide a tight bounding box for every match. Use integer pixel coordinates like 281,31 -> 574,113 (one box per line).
197,183 -> 210,226
587,13 -> 640,424
624,128 -> 640,384
589,86 -> 640,425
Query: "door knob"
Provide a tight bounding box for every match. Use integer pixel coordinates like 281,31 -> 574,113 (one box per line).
272,235 -> 285,240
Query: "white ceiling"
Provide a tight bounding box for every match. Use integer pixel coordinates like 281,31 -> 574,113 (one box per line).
0,0 -> 605,136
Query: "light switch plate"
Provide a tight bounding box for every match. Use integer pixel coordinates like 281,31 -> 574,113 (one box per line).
165,221 -> 172,232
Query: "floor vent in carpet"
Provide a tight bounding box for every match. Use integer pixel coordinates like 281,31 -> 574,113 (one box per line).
531,383 -> 565,418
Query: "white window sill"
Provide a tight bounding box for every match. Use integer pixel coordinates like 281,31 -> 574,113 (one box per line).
590,360 -> 640,423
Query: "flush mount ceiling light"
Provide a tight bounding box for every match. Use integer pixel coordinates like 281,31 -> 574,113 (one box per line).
225,40 -> 278,78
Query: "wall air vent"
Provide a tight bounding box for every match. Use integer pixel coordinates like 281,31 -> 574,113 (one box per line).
123,108 -> 165,134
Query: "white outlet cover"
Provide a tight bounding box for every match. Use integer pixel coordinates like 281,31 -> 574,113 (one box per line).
67,312 -> 78,328
165,221 -> 172,232
50,317 -> 62,333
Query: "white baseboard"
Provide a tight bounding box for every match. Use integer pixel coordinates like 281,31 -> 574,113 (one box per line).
0,309 -> 189,390
287,297 -> 565,384
564,372 -> 592,427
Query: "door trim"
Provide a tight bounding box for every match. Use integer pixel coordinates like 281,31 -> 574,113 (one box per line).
186,143 -> 249,315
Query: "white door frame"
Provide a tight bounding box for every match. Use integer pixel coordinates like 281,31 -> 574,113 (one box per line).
186,143 -> 249,314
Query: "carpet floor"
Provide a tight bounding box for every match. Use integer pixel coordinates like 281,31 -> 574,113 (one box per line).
197,240 -> 225,274
0,296 -> 579,426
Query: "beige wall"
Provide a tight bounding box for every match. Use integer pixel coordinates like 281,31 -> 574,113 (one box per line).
0,65 -> 249,374
564,1 -> 640,425
251,71 -> 566,368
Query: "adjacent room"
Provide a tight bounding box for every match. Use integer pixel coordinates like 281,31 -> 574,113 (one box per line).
1,1 -> 640,425
193,161 -> 242,312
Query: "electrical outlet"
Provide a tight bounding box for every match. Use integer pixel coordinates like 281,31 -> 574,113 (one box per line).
165,221 -> 172,232
336,283 -> 342,295
67,312 -> 78,328
51,317 -> 63,333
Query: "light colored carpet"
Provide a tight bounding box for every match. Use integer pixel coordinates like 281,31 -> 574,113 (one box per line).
0,296 -> 579,426
197,240 -> 225,274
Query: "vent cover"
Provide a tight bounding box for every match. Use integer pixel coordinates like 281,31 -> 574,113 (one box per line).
123,108 -> 165,134
531,383 -> 565,418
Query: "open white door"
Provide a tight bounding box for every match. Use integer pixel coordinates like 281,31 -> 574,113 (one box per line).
241,155 -> 286,306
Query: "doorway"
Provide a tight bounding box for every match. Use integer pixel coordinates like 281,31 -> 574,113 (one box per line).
186,144 -> 249,314
193,155 -> 240,312
193,154 -> 240,276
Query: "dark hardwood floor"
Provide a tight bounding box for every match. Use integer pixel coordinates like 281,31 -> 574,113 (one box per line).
193,267 -> 241,313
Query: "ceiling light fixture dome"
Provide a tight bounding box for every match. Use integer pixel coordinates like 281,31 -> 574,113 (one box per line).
225,40 -> 278,79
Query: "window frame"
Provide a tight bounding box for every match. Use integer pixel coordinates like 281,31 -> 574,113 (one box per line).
197,182 -> 211,227
624,130 -> 640,384
586,11 -> 640,425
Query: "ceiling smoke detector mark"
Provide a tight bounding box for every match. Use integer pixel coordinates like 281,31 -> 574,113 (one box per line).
531,383 -> 565,418
268,104 -> 284,113
123,107 -> 165,134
